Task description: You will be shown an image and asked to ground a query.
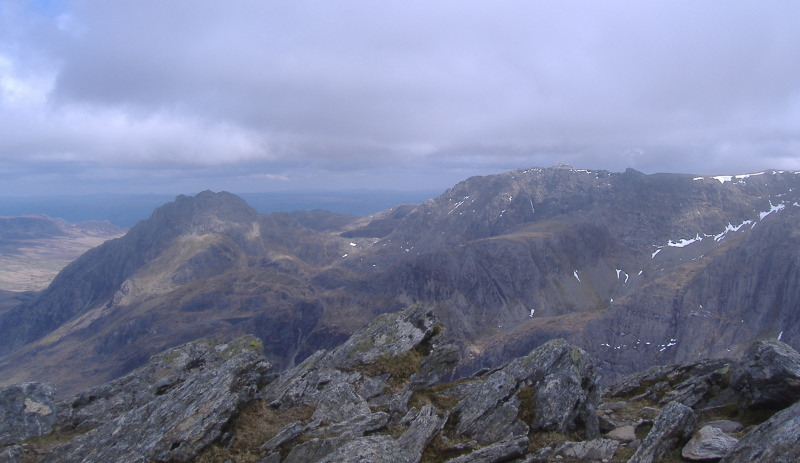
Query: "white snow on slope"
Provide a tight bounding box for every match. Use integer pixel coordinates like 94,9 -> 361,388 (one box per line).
759,200 -> 785,220
668,233 -> 702,247
573,270 -> 581,282
706,172 -> 766,184
652,198 -> 792,257
651,249 -> 661,258
714,220 -> 752,241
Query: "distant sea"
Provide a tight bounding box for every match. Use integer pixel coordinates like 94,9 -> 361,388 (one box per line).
0,190 -> 441,227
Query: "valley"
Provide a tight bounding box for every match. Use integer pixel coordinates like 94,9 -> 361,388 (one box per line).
0,216 -> 126,292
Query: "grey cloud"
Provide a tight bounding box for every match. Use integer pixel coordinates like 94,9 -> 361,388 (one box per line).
2,0 -> 800,196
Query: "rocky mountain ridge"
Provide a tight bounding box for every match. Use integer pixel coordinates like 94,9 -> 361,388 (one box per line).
1,166 -> 800,396
2,305 -> 799,462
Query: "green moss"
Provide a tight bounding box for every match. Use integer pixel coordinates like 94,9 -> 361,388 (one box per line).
516,385 -> 538,426
570,346 -> 584,363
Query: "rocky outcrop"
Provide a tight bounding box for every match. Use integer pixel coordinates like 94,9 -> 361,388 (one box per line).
209,307 -> 599,462
449,339 -> 599,444
730,340 -> 800,411
554,438 -> 619,460
720,398 -> 800,463
682,425 -> 739,461
628,401 -> 697,463
7,305 -> 800,462
42,335 -> 270,463
0,382 -> 57,446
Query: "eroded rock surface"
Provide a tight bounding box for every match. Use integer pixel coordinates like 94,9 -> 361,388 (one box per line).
0,382 -> 57,446
42,336 -> 270,463
628,401 -> 696,463
720,398 -> 800,463
682,425 -> 738,461
730,340 -> 800,411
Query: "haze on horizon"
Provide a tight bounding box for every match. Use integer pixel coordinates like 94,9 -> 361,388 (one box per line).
1,1 -> 799,197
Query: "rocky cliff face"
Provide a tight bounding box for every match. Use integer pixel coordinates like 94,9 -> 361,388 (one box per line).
2,167 -> 800,397
2,307 -> 800,462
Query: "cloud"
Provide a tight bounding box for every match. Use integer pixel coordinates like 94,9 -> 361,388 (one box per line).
1,0 -> 800,195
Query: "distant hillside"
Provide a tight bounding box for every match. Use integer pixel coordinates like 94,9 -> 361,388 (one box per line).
1,167 -> 799,397
0,216 -> 126,292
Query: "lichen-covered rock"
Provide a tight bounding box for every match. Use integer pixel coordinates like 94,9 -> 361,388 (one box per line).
282,437 -> 348,463
311,382 -> 371,424
0,381 -> 57,446
306,411 -> 389,438
730,340 -> 800,411
41,337 -> 270,463
605,358 -> 733,408
0,444 -> 23,463
396,404 -> 446,458
317,435 -> 416,463
452,370 -> 521,443
509,339 -> 600,436
606,425 -> 636,442
260,421 -> 306,451
322,304 -> 439,369
450,339 -> 599,444
412,343 -> 460,388
57,335 -> 267,432
720,398 -> 800,463
555,438 -> 619,460
442,435 -> 528,463
681,425 -> 738,461
702,419 -> 742,434
628,401 -> 697,463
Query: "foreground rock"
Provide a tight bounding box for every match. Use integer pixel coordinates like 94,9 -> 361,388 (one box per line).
450,338 -> 600,444
730,340 -> 800,411
218,306 -> 599,462
628,401 -> 696,463
42,336 -> 270,463
720,398 -> 800,463
9,310 -> 800,462
0,382 -> 57,446
682,425 -> 738,461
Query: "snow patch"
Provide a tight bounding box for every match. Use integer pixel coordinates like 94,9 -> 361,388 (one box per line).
714,220 -> 752,241
349,242 -> 357,247
759,200 -> 785,220
651,248 -> 662,258
573,270 -> 581,282
712,172 -> 766,184
668,233 -> 703,247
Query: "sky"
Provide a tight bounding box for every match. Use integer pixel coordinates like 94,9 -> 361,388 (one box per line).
1,0 -> 799,196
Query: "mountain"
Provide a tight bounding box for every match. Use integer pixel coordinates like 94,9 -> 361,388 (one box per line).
0,215 -> 125,292
1,167 -> 800,397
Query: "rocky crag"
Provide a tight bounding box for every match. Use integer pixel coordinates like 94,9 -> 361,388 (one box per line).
2,167 -> 800,396
2,305 -> 800,462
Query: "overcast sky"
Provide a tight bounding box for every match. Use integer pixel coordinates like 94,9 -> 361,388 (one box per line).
1,1 -> 799,196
